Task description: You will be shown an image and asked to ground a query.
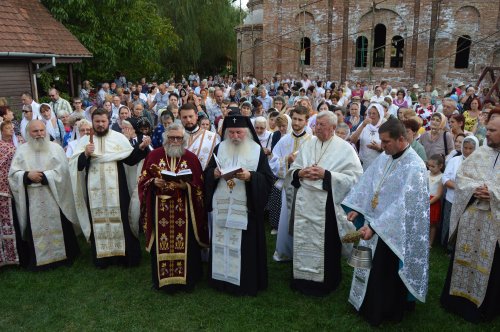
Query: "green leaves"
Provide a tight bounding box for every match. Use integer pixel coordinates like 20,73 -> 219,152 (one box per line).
41,0 -> 239,82
42,0 -> 179,82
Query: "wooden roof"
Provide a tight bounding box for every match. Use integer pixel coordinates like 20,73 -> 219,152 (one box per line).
0,0 -> 92,58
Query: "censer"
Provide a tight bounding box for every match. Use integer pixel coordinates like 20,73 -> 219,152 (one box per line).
342,231 -> 372,269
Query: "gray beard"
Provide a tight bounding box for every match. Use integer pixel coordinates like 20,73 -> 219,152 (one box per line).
29,136 -> 50,152
166,145 -> 185,158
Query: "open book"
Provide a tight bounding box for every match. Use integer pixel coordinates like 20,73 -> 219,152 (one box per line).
161,169 -> 193,182
213,154 -> 242,180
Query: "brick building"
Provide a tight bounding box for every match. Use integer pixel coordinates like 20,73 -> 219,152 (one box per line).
236,0 -> 500,89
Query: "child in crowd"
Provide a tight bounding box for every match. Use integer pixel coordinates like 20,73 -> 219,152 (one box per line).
428,154 -> 444,248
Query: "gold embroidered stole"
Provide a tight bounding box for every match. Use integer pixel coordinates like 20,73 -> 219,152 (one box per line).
154,155 -> 191,286
28,185 -> 67,265
187,129 -> 217,170
88,136 -> 126,258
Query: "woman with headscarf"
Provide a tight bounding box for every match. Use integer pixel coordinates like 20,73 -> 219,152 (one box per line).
350,103 -> 385,170
440,135 -> 479,251
270,113 -> 292,150
254,116 -> 272,157
418,112 -> 454,160
111,105 -> 131,133
39,103 -> 65,146
66,119 -> 91,158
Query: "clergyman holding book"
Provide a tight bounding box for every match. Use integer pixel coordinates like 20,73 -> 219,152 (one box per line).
204,115 -> 273,296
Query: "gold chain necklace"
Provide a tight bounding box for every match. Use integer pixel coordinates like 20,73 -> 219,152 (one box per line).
313,136 -> 334,166
370,151 -> 406,210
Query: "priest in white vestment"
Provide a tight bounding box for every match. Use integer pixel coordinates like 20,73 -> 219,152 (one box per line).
9,120 -> 80,270
288,111 -> 363,296
70,108 -> 150,268
441,113 -> 500,323
343,119 -> 429,326
269,106 -> 312,262
179,103 -> 219,170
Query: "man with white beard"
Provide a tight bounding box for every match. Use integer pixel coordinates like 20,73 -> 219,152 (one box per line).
138,123 -> 209,292
204,115 -> 273,296
9,120 -> 80,270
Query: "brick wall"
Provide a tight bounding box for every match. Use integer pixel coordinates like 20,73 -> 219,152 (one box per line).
237,0 -> 500,90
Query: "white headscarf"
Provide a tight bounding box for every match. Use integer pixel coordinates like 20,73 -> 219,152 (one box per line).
461,135 -> 479,158
254,116 -> 271,148
39,103 -> 59,139
366,103 -> 385,132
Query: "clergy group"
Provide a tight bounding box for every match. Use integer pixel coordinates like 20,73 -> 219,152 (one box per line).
1,103 -> 499,327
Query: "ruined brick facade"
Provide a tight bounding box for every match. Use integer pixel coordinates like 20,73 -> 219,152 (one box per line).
236,0 -> 500,89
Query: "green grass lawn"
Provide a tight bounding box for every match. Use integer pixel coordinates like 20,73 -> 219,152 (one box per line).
1,229 -> 498,332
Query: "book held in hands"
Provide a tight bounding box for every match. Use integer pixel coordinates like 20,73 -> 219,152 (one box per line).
161,169 -> 193,182
213,154 -> 242,180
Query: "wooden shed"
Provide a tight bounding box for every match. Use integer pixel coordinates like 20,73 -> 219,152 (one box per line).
0,0 -> 92,110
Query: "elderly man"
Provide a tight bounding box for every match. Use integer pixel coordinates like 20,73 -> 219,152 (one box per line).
149,84 -> 169,111
288,111 -> 362,296
111,95 -> 122,121
21,92 -> 40,118
343,119 -> 429,326
179,103 -> 219,170
9,120 -> 80,270
204,115 -> 273,295
257,87 -> 273,112
138,123 -> 208,292
49,88 -> 72,116
441,110 -> 500,323
269,106 -> 311,262
207,89 -> 224,124
70,108 -> 151,268
370,86 -> 385,104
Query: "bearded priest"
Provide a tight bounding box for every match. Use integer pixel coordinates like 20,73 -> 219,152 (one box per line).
70,108 -> 151,268
139,123 -> 209,292
205,115 -> 273,296
9,120 -> 80,270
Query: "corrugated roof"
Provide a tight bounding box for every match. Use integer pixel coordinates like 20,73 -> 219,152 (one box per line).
0,0 -> 92,58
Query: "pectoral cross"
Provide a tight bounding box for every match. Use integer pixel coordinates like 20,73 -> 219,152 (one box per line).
371,192 -> 379,210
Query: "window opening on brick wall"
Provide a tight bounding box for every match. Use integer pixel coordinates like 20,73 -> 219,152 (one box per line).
355,36 -> 368,67
390,35 -> 404,68
300,37 -> 311,66
454,35 -> 471,69
373,24 -> 386,68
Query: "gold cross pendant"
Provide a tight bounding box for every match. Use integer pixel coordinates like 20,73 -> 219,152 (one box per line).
371,193 -> 379,210
226,179 -> 236,193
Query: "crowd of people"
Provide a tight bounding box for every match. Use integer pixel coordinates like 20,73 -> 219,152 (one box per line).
0,73 -> 499,326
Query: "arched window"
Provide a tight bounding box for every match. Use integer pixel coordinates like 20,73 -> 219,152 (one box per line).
455,35 -> 471,69
355,36 -> 368,67
390,35 -> 404,68
300,37 -> 311,66
373,24 -> 386,68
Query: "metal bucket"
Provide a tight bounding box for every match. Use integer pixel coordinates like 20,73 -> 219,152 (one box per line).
347,245 -> 372,269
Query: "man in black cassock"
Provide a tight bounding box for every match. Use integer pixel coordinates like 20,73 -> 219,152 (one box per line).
204,115 -> 273,296
70,108 -> 150,268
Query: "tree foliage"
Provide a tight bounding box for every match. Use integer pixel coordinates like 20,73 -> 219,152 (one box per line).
157,0 -> 240,76
41,0 -> 179,82
41,0 -> 239,82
